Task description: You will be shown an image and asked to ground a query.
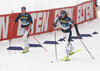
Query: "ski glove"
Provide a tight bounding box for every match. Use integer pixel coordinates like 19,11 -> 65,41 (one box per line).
76,32 -> 80,37
53,23 -> 57,27
25,27 -> 29,31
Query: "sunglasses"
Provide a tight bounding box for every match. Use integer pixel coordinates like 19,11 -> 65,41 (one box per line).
60,14 -> 65,17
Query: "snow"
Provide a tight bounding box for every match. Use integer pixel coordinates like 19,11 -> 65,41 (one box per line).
0,0 -> 100,71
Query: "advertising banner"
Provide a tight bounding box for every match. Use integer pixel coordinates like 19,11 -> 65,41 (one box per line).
0,0 -> 96,41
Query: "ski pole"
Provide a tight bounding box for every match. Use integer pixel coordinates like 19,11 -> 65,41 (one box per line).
54,28 -> 57,60
78,36 -> 94,59
9,18 -> 14,52
28,31 -> 47,52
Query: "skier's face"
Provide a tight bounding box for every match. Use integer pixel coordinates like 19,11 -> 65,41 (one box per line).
21,10 -> 26,14
60,14 -> 65,18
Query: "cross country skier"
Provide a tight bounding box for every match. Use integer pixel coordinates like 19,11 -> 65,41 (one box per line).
53,10 -> 80,61
13,6 -> 33,53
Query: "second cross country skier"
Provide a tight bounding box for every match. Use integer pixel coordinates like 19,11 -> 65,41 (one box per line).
53,10 -> 80,61
13,6 -> 33,53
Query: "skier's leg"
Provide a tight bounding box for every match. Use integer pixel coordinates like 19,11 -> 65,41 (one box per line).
63,33 -> 70,61
69,43 -> 74,54
68,31 -> 74,54
21,28 -> 29,53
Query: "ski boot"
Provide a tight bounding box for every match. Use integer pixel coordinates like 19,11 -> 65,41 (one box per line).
22,50 -> 28,53
22,45 -> 30,53
65,53 -> 70,61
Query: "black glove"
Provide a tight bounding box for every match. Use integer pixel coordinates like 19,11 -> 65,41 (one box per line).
76,32 -> 80,36
53,23 -> 57,27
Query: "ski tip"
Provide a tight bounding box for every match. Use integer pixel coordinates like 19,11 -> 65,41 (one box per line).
79,49 -> 82,51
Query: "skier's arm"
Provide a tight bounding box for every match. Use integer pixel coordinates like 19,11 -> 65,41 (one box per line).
53,17 -> 59,27
13,14 -> 21,23
74,24 -> 79,32
28,14 -> 33,27
69,17 -> 80,36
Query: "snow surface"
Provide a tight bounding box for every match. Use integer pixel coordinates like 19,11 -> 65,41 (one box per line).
0,0 -> 100,71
